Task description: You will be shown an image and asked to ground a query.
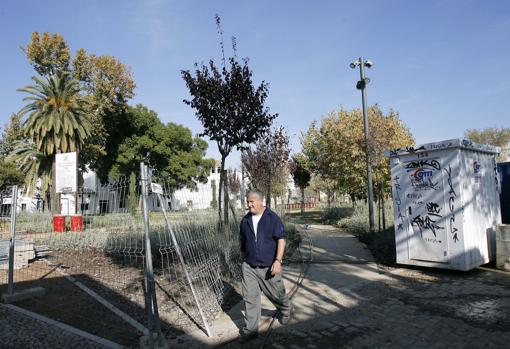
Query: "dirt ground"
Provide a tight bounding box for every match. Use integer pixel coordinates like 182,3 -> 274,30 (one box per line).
1,249 -> 236,347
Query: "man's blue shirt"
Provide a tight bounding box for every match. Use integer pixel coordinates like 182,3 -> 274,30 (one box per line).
240,208 -> 285,267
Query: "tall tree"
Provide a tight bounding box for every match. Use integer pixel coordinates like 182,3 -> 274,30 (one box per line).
181,15 -> 276,222
0,113 -> 25,156
0,114 -> 27,189
23,32 -> 71,76
109,104 -> 215,189
289,155 -> 311,214
0,158 -> 24,189
465,127 -> 510,161
242,127 -> 290,208
71,49 -> 136,178
8,141 -> 52,199
309,174 -> 337,208
227,169 -> 241,196
16,73 -> 91,209
18,73 -> 91,155
23,32 -> 136,179
301,106 -> 414,202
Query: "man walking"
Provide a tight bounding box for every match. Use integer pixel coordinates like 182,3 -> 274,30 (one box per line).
239,189 -> 292,342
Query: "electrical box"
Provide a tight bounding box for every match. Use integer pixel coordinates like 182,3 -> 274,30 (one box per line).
387,139 -> 501,271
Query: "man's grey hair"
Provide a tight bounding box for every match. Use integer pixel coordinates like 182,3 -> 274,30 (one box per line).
247,189 -> 264,202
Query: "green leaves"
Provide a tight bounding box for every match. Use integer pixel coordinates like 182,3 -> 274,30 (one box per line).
109,105 -> 214,190
301,106 -> 414,199
182,56 -> 276,157
24,32 -> 71,76
7,140 -> 52,194
465,127 -> 510,161
0,158 -> 24,189
242,126 -> 290,202
17,72 -> 91,157
289,155 -> 311,190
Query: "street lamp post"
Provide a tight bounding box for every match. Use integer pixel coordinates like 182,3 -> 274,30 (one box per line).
350,57 -> 375,233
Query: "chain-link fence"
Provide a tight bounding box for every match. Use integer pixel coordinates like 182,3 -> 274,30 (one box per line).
0,163 -> 246,345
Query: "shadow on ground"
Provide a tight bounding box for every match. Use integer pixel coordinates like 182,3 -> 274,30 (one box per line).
0,271 -> 186,347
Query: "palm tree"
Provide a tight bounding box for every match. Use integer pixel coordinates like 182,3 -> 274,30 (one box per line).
18,73 -> 91,155
16,73 -> 91,211
8,140 -> 52,210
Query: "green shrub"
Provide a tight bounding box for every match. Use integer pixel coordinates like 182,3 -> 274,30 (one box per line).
333,201 -> 396,265
321,206 -> 354,224
284,222 -> 301,259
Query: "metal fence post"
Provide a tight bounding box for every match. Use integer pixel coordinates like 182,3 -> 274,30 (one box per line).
7,185 -> 18,295
140,162 -> 163,348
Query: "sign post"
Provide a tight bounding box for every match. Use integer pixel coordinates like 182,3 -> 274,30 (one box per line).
55,152 -> 77,215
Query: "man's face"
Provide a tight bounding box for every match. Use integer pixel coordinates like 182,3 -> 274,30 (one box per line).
247,194 -> 264,215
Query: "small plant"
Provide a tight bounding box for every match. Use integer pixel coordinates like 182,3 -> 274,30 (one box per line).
330,201 -> 396,265
321,205 -> 354,224
284,222 -> 301,259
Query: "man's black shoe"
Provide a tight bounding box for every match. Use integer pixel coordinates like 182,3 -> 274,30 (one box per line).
239,332 -> 258,343
279,314 -> 291,325
278,305 -> 293,325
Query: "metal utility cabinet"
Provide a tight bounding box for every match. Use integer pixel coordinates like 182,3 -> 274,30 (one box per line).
387,139 -> 501,271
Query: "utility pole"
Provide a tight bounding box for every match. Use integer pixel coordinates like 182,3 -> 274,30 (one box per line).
350,57 -> 375,232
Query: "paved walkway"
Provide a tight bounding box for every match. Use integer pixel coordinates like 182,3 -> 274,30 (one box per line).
170,224 -> 510,349
0,303 -> 114,349
2,224 -> 510,348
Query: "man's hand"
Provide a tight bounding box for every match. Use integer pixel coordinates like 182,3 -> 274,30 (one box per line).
271,259 -> 282,275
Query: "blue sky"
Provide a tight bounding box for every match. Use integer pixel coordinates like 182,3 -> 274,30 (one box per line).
1,0 -> 509,167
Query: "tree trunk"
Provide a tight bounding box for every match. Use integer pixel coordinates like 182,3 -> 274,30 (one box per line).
378,195 -> 381,232
266,167 -> 272,209
223,169 -> 229,226
300,187 -> 305,215
51,156 -> 57,214
240,163 -> 246,210
381,182 -> 386,231
218,156 -> 226,222
45,189 -> 51,212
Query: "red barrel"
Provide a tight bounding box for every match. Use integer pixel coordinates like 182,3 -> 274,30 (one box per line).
71,215 -> 83,231
53,215 -> 65,232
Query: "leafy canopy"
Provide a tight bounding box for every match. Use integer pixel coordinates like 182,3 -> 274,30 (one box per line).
0,158 -> 25,189
242,126 -> 290,205
0,113 -> 25,157
289,155 -> 311,191
301,105 -> 414,198
181,15 -> 277,221
465,127 -> 510,161
182,57 -> 276,158
24,32 -> 71,76
109,104 -> 215,190
23,32 -> 136,178
17,73 -> 92,155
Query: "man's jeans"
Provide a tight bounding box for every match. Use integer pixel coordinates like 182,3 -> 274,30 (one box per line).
241,261 -> 292,334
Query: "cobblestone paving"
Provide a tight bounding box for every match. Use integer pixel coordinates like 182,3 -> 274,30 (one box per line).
0,305 -> 109,349
262,268 -> 510,349
221,224 -> 510,349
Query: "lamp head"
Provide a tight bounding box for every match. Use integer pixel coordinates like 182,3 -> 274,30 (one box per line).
349,61 -> 359,69
364,60 -> 374,68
